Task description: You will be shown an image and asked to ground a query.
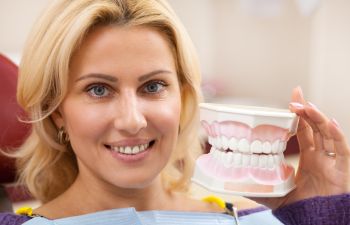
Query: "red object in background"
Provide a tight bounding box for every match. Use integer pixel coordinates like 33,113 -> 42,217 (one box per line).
0,54 -> 31,184
284,135 -> 300,155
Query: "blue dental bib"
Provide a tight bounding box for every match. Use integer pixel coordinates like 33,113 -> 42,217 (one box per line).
22,207 -> 283,225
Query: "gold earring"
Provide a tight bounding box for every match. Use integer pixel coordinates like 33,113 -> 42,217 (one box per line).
57,127 -> 69,145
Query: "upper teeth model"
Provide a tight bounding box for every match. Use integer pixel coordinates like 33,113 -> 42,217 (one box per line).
192,103 -> 299,197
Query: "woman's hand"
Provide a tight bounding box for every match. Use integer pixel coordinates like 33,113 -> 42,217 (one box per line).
252,86 -> 350,209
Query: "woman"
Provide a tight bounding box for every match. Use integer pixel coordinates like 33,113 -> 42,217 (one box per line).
1,0 -> 349,224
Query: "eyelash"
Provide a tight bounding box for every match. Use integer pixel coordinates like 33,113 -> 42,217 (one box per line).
85,80 -> 168,99
86,83 -> 113,98
141,80 -> 168,95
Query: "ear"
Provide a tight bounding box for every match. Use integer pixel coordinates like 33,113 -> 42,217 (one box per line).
51,108 -> 65,129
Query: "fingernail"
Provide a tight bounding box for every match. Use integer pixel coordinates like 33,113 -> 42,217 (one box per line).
307,101 -> 318,110
296,86 -> 304,98
331,118 -> 341,129
289,102 -> 304,109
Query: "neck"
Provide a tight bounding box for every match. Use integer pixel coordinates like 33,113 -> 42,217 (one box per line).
61,173 -> 173,214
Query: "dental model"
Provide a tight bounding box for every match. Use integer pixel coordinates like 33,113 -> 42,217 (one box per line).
192,103 -> 299,197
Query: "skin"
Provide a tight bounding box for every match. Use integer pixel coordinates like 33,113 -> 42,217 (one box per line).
34,25 -> 220,218
33,26 -> 350,218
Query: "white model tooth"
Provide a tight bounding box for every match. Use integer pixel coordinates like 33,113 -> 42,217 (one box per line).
119,146 -> 125,153
208,136 -> 214,146
228,137 -> 238,151
262,141 -> 272,154
212,137 -> 217,148
219,151 -> 226,163
132,146 -> 140,154
233,152 -> 242,166
213,149 -> 220,160
221,136 -> 229,150
238,139 -> 250,153
209,146 -> 215,155
272,140 -> 279,153
241,154 -> 250,167
125,146 -> 132,154
259,155 -> 267,168
267,155 -> 274,169
224,152 -> 233,168
274,154 -> 282,165
215,137 -> 222,149
250,154 -> 259,167
250,140 -> 262,153
278,141 -> 287,152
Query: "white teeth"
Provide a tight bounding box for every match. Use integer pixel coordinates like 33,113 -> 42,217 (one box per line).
223,152 -> 233,168
210,147 -> 285,169
221,136 -> 229,150
208,136 -> 214,146
250,154 -> 259,167
267,155 -> 274,169
233,153 -> 241,166
132,146 -> 140,154
208,136 -> 288,169
238,139 -> 250,153
279,141 -> 287,152
208,136 -> 287,154
259,155 -> 267,168
262,141 -> 271,154
228,137 -> 238,151
111,143 -> 149,155
251,140 -> 262,154
274,154 -> 283,165
272,140 -> 280,153
241,154 -> 250,167
125,146 -> 132,154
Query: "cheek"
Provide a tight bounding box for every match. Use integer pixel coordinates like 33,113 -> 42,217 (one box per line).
150,98 -> 181,135
62,101 -> 108,142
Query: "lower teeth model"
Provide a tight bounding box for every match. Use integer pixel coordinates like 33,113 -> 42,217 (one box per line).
192,103 -> 299,197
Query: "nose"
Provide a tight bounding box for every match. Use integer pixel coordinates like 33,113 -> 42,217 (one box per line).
113,92 -> 147,135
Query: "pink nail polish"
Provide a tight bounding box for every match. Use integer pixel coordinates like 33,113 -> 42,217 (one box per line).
331,118 -> 341,128
289,102 -> 304,109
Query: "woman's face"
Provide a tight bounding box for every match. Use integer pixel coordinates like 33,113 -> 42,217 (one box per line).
53,25 -> 181,190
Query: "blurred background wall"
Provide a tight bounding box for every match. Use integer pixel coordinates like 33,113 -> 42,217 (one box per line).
0,0 -> 349,140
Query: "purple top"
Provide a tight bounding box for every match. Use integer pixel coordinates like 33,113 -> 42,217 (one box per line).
1,193 -> 349,225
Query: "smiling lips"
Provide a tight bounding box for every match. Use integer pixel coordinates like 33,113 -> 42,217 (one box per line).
109,143 -> 150,155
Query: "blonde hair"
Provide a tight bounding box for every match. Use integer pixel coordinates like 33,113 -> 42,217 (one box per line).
16,0 -> 203,203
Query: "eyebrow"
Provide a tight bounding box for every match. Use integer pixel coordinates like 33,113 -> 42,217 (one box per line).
75,69 -> 173,83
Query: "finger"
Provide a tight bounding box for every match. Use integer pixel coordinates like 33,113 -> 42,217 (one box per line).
289,87 -> 314,151
294,117 -> 315,151
304,102 -> 333,151
304,102 -> 332,138
291,86 -> 307,104
329,119 -> 350,159
289,104 -> 319,153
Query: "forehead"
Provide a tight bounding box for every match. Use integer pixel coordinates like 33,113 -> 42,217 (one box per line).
69,25 -> 177,78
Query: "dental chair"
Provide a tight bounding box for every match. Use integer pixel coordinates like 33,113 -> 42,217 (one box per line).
0,54 -> 32,212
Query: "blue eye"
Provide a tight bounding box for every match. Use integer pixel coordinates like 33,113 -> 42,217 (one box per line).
144,81 -> 166,93
87,84 -> 110,98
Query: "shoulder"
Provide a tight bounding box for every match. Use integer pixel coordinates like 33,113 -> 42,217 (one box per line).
0,212 -> 32,225
273,193 -> 350,225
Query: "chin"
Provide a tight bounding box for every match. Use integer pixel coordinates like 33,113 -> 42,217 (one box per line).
111,173 -> 161,190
